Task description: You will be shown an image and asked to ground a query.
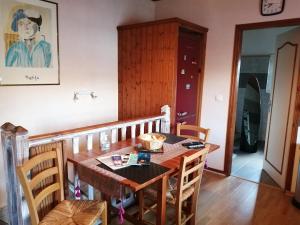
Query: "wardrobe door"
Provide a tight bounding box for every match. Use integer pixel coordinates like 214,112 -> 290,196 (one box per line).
118,23 -> 178,120
175,31 -> 201,126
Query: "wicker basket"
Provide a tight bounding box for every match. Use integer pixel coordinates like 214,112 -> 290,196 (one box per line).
138,133 -> 166,151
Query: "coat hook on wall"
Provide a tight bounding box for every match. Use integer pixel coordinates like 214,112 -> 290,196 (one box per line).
73,90 -> 98,102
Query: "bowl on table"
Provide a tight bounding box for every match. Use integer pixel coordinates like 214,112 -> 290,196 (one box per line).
138,133 -> 166,151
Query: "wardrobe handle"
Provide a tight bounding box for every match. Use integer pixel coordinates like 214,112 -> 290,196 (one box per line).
177,112 -> 188,117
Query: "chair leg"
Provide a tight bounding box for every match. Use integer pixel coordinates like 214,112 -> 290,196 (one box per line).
189,192 -> 198,225
101,201 -> 107,225
102,194 -> 111,224
175,201 -> 182,225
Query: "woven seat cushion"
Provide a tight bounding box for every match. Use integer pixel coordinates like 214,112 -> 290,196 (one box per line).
166,186 -> 195,205
39,200 -> 105,225
145,181 -> 195,205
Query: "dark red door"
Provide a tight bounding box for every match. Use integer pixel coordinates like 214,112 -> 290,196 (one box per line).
175,31 -> 201,125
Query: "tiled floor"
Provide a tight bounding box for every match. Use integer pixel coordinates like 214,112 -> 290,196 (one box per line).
231,144 -> 279,187
232,147 -> 264,182
0,207 -> 7,225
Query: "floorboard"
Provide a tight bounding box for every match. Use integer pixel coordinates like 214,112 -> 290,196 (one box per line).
111,171 -> 300,225
1,171 -> 299,225
198,172 -> 299,225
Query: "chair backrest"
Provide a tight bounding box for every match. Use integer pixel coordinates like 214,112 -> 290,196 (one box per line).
16,148 -> 64,225
175,148 -> 208,225
176,123 -> 210,142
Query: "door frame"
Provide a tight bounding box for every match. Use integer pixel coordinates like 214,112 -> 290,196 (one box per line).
224,18 -> 300,190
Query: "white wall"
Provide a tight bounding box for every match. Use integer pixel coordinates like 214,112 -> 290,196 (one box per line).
0,0 -> 155,207
242,27 -> 296,55
155,0 -> 300,171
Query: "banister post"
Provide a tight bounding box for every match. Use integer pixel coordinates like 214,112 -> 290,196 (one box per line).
161,105 -> 171,133
1,122 -> 30,225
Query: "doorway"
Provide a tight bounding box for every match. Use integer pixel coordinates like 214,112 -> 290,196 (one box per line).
231,27 -> 295,187
225,19 -> 300,191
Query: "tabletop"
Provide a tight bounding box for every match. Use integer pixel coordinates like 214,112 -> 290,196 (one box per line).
67,136 -> 219,197
66,135 -> 219,225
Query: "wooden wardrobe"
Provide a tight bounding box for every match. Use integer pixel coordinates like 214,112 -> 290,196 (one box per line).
118,18 -> 208,131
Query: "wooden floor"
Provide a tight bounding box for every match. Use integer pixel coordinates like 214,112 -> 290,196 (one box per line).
1,171 -> 299,225
196,171 -> 300,225
112,171 -> 300,225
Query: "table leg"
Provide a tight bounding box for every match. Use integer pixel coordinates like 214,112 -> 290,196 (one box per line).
156,175 -> 167,225
138,190 -> 145,221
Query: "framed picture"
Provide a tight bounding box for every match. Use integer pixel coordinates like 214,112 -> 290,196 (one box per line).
0,0 -> 59,86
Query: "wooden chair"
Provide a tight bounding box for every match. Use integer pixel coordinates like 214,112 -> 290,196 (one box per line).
177,123 -> 210,142
142,148 -> 208,225
16,147 -> 107,225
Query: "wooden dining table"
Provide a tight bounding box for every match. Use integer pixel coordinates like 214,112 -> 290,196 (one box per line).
67,134 -> 219,225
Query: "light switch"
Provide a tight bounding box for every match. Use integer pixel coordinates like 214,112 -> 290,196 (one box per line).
215,94 -> 224,102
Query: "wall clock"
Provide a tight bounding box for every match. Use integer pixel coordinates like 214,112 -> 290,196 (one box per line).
261,0 -> 285,16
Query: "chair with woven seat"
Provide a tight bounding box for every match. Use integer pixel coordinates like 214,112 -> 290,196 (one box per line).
177,123 -> 210,142
16,147 -> 107,225
141,147 -> 209,225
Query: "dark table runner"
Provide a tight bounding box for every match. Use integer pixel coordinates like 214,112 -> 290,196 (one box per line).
160,133 -> 186,144
97,162 -> 170,184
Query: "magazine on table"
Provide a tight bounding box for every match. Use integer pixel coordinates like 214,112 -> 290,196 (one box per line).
96,154 -> 129,170
96,152 -> 151,170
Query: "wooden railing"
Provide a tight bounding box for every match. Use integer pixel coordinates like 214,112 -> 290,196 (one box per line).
29,112 -> 169,148
29,107 -> 170,200
0,105 -> 170,225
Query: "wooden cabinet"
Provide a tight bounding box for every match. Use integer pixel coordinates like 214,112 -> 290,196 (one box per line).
118,18 -> 208,131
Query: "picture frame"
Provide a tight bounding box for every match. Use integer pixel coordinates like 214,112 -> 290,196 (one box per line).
0,0 -> 59,86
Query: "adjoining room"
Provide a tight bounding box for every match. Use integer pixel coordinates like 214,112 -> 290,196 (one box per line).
232,26 -> 299,187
